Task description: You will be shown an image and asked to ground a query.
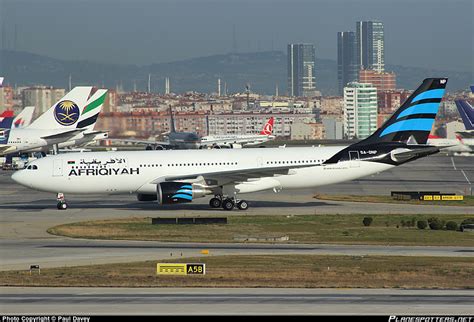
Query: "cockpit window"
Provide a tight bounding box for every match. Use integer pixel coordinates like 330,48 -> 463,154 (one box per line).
26,165 -> 38,170
27,165 -> 32,170
32,165 -> 38,170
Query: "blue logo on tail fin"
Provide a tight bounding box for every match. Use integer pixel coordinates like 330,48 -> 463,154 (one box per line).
54,100 -> 80,126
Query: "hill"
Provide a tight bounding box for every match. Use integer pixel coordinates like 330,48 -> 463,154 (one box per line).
1,50 -> 471,95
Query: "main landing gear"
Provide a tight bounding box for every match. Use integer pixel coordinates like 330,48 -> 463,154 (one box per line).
56,192 -> 68,210
209,195 -> 249,211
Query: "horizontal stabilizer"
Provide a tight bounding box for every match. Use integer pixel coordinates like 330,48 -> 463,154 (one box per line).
391,146 -> 439,163
83,130 -> 108,137
41,129 -> 85,140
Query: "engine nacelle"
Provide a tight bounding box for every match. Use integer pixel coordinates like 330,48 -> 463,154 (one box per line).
158,182 -> 211,204
137,193 -> 158,201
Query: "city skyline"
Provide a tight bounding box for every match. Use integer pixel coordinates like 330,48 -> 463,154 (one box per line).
0,0 -> 472,73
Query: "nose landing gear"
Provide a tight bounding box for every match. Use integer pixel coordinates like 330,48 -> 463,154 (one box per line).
56,192 -> 68,210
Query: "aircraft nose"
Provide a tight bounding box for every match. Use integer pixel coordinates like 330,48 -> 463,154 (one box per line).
11,170 -> 28,187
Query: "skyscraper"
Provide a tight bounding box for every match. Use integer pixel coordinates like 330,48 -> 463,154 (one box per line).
343,82 -> 378,139
356,21 -> 385,73
337,31 -> 359,96
287,44 -> 316,97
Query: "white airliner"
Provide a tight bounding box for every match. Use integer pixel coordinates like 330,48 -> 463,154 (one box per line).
12,78 -> 447,211
0,87 -> 107,156
427,134 -> 473,154
200,117 -> 275,148
426,98 -> 474,154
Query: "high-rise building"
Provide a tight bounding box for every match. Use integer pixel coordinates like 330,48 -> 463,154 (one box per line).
359,69 -> 396,91
337,31 -> 359,96
0,85 -> 14,113
377,89 -> 411,114
343,82 -> 378,139
287,44 -> 317,97
356,21 -> 385,72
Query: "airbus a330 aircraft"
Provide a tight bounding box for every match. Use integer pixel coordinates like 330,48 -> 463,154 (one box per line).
0,87 -> 107,156
12,78 -> 447,210
199,117 -> 275,148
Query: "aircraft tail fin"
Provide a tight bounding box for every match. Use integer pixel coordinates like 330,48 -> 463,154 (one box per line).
28,86 -> 104,130
455,100 -> 474,130
75,89 -> 108,131
12,106 -> 35,129
260,117 -> 274,135
358,78 -> 448,145
0,110 -> 14,131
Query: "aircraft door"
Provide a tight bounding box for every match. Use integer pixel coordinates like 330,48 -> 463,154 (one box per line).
52,158 -> 63,176
349,151 -> 360,168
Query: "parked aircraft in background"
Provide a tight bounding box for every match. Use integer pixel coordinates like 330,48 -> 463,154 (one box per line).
427,93 -> 474,154
0,87 -> 107,156
455,92 -> 473,138
427,134 -> 472,154
114,107 -> 274,150
113,106 -> 200,150
12,78 -> 448,210
199,117 -> 275,148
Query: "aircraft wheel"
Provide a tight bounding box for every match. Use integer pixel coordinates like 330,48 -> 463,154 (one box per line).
237,200 -> 249,210
222,199 -> 235,211
209,197 -> 222,208
57,202 -> 68,210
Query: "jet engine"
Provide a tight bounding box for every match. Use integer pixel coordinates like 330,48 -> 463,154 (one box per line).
157,182 -> 212,204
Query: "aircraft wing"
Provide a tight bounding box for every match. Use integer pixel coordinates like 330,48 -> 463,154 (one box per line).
0,145 -> 17,154
108,138 -> 171,146
41,129 -> 85,140
150,163 -> 320,187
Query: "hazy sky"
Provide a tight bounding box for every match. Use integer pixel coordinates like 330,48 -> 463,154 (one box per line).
1,0 -> 473,72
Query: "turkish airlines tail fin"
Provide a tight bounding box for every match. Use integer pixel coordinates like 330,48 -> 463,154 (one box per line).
260,117 -> 274,135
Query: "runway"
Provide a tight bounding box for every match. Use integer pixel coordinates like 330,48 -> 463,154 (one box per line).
2,287 -> 473,315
